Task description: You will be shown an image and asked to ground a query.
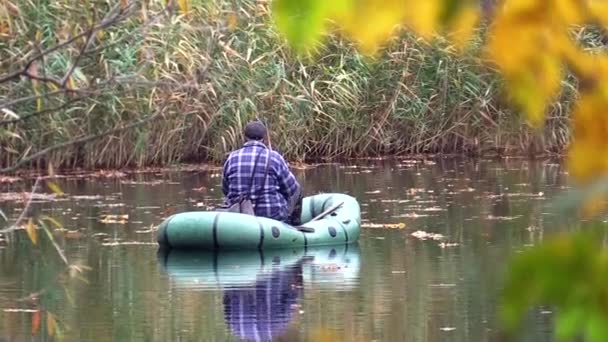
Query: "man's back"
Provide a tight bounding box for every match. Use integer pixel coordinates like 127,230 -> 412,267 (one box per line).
222,140 -> 300,222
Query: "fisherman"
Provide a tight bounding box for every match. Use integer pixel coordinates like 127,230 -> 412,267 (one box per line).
221,120 -> 303,224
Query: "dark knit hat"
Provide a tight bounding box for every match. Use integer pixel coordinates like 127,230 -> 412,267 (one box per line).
244,121 -> 267,140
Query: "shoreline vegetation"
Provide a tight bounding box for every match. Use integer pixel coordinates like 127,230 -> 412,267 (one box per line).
1,1 -> 579,174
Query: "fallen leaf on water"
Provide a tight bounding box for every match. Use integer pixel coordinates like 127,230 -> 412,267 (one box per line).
429,283 -> 457,287
46,181 -> 65,196
26,218 -> 38,245
71,195 -> 104,200
92,233 -> 109,238
47,312 -> 56,337
31,309 -> 41,335
0,192 -> 58,203
361,222 -> 406,229
411,230 -> 445,241
99,214 -> 129,224
485,215 -> 521,221
101,241 -> 157,246
422,206 -> 445,212
0,176 -> 22,183
398,212 -> 430,218
4,308 -> 40,312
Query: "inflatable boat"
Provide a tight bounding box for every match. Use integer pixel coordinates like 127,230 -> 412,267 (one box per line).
156,193 -> 360,250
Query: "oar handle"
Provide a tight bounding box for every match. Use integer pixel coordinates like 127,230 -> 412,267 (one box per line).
309,201 -> 344,223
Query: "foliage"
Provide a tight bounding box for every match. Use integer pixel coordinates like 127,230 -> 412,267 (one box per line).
270,0 -> 608,186
268,0 -> 608,341
501,227 -> 608,342
0,0 -> 577,172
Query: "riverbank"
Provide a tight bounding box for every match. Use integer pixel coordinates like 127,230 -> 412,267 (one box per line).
1,1 -> 574,173
0,153 -> 566,184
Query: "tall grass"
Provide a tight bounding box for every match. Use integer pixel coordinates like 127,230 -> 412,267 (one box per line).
0,0 -> 578,171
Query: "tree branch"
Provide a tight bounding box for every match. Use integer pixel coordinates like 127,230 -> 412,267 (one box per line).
0,1 -> 132,85
0,108 -> 168,174
0,177 -> 41,234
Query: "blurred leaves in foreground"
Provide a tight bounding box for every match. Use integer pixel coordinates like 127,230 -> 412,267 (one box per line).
501,227 -> 608,342
270,0 -> 608,340
270,0 -> 608,208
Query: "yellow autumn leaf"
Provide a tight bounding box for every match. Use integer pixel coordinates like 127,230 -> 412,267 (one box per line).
588,0 -> 608,26
334,0 -> 407,55
227,12 -> 238,31
46,312 -> 56,337
177,0 -> 189,13
403,0 -> 441,39
567,89 -> 608,183
26,218 -> 37,245
445,6 -> 479,50
554,0 -> 585,24
47,181 -> 65,196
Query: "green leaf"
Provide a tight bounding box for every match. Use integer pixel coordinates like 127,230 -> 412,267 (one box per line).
555,308 -> 585,341
271,0 -> 329,53
586,314 -> 608,342
40,215 -> 63,230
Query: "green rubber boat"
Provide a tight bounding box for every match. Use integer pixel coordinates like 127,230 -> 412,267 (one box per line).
156,193 -> 361,250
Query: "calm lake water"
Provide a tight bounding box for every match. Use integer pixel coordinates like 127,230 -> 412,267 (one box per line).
0,158 -> 578,341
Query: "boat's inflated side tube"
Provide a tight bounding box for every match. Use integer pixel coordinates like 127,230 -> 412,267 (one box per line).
156,193 -> 360,250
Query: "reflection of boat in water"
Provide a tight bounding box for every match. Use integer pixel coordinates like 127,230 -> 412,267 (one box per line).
157,244 -> 360,291
157,245 -> 361,342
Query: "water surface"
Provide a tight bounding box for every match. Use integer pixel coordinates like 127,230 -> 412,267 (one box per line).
0,158 -> 573,341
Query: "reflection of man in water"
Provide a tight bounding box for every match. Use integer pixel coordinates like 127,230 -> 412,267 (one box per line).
223,261 -> 305,342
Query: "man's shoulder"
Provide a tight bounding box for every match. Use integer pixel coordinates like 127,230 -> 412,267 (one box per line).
268,149 -> 287,163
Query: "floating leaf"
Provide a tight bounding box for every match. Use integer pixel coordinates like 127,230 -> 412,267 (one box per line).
47,181 -> 64,196
46,312 -> 56,337
411,230 -> 445,240
26,218 -> 37,245
31,310 -> 41,335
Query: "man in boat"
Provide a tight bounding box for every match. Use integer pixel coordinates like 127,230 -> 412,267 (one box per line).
221,120 -> 303,224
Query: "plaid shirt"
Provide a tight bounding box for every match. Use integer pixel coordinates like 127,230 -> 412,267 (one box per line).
222,141 -> 301,221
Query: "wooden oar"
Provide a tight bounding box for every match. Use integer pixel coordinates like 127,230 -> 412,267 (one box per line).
310,201 -> 344,222
295,201 -> 344,233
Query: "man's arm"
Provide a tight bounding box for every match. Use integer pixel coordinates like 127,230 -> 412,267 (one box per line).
275,153 -> 301,200
222,157 -> 231,198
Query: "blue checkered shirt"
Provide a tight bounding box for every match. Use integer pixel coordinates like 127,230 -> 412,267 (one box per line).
222,141 -> 301,221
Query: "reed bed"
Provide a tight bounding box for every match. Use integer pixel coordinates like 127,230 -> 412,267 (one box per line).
0,0 -> 578,171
